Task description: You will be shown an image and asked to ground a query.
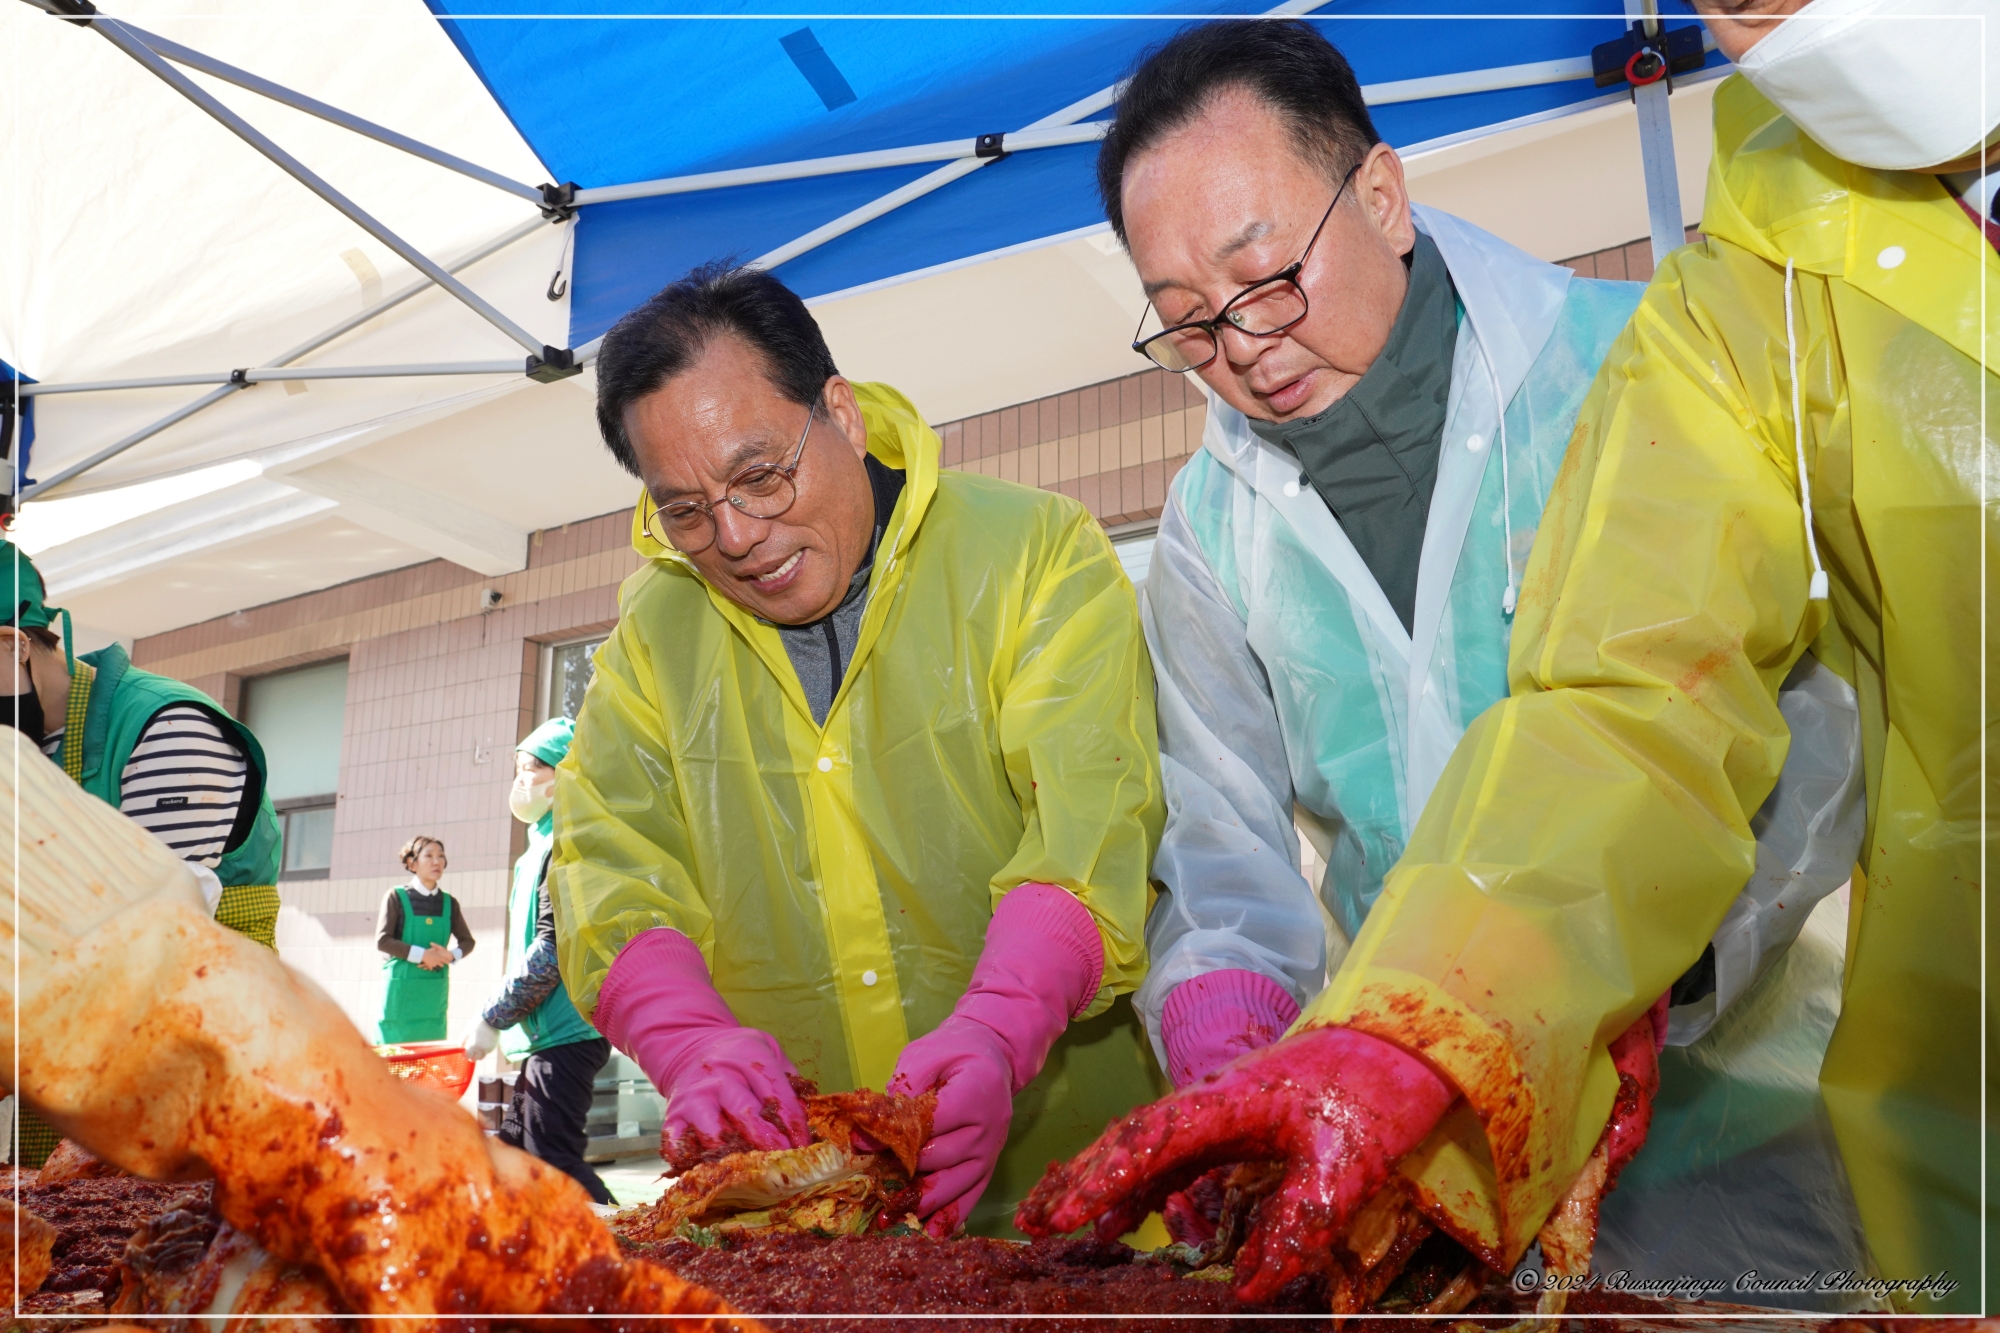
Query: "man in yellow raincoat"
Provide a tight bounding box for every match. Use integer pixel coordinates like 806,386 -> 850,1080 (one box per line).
1028,0 -> 1991,1311
551,260 -> 1165,1236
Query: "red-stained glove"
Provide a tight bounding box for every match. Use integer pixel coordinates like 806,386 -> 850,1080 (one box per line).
1017,1025 -> 1455,1301
594,927 -> 808,1164
888,884 -> 1103,1237
1157,970 -> 1303,1248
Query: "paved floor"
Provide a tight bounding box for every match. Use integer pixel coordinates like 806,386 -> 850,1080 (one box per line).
595,1154 -> 672,1209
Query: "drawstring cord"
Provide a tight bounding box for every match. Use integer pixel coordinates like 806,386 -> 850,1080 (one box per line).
1783,258 -> 1830,601
1478,333 -> 1518,616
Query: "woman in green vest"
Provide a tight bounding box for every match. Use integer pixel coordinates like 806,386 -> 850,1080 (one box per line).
461,717 -> 614,1204
375,835 -> 475,1044
3,537 -> 285,1166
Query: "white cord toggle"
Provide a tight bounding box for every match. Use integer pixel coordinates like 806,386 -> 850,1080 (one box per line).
1479,332 -> 1517,617
1783,258 -> 1830,602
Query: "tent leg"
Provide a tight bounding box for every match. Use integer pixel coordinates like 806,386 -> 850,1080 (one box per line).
1633,79 -> 1684,266
85,16 -> 551,359
1625,0 -> 1685,266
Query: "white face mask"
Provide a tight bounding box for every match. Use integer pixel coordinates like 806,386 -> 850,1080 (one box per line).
509,775 -> 555,825
1733,0 -> 2000,171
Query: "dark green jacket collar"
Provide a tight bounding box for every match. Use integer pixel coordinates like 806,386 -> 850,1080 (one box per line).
1247,231 -> 1460,632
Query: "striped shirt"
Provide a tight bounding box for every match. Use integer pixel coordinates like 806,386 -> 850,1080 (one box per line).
43,703 -> 250,868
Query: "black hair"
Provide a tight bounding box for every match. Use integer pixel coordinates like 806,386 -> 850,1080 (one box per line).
23,625 -> 58,652
1096,20 -> 1381,244
593,260 -> 840,477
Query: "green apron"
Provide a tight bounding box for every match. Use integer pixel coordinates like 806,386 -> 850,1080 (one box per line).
379,886 -> 453,1044
498,820 -> 598,1059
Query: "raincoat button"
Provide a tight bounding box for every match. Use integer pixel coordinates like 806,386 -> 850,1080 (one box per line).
816,756 -> 833,772
861,969 -> 878,986
1282,480 -> 1300,497
1876,245 -> 1905,269
1466,433 -> 1486,453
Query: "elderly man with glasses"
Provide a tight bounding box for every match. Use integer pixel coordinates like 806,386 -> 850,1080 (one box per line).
550,260 -> 1166,1237
1021,17 -> 1867,1306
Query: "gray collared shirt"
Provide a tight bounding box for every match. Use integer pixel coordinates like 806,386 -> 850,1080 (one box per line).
775,454 -> 906,725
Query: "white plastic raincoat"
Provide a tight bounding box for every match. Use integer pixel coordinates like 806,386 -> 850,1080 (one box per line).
1139,204 -> 1869,1289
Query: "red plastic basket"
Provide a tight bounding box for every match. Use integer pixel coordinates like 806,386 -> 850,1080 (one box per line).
376,1041 -> 475,1100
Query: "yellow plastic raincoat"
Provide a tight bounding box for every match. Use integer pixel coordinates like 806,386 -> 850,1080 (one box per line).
551,382 -> 1168,1234
1302,76 -> 1991,1310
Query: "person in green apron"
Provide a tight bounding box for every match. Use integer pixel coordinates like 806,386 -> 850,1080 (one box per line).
554,263 -> 1166,1237
462,717 -> 614,1204
3,538 -> 285,1167
375,835 -> 475,1044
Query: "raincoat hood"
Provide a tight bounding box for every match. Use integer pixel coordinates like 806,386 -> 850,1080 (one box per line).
1700,75 -> 1999,365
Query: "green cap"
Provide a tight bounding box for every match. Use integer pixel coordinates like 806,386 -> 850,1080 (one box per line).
518,714 -> 575,768
1,540 -> 58,631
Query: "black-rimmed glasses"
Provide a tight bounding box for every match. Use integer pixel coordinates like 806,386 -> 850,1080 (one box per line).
1132,164 -> 1361,374
643,392 -> 821,554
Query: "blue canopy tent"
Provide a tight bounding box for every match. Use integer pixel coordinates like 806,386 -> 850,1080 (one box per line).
14,0 -> 1722,500
431,0 -> 1721,347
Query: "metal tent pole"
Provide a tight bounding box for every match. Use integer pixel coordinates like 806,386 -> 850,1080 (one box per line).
115,22 -> 544,204
577,53 -> 1614,212
22,385 -> 245,501
20,216 -> 547,499
1627,0 -> 1687,264
742,0 -> 1331,274
82,14 -> 551,359
574,122 -> 1109,207
264,216 -> 548,368
550,0 -> 1330,362
24,362 -> 528,396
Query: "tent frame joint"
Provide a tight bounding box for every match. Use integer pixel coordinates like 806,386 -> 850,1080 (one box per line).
1591,19 -> 1704,99
228,367 -> 254,388
539,181 -> 579,222
526,346 -> 581,383
974,133 -> 1007,160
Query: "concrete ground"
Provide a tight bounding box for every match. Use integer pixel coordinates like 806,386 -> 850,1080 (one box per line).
595,1154 -> 672,1209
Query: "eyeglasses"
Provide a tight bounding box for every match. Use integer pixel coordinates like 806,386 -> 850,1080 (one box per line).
642,392 -> 821,554
1131,164 -> 1361,374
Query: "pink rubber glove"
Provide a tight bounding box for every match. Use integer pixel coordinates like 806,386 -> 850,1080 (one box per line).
887,883 -> 1104,1236
594,926 -> 807,1166
1160,969 -> 1301,1089
1017,1025 -> 1455,1302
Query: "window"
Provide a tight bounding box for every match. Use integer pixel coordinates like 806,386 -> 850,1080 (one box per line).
242,659 -> 348,881
541,635 -> 608,723
1110,523 -> 1159,589
277,799 -> 335,877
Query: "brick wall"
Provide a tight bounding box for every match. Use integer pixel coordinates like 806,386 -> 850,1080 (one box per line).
939,368 -> 1206,528
1557,227 -> 1704,283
